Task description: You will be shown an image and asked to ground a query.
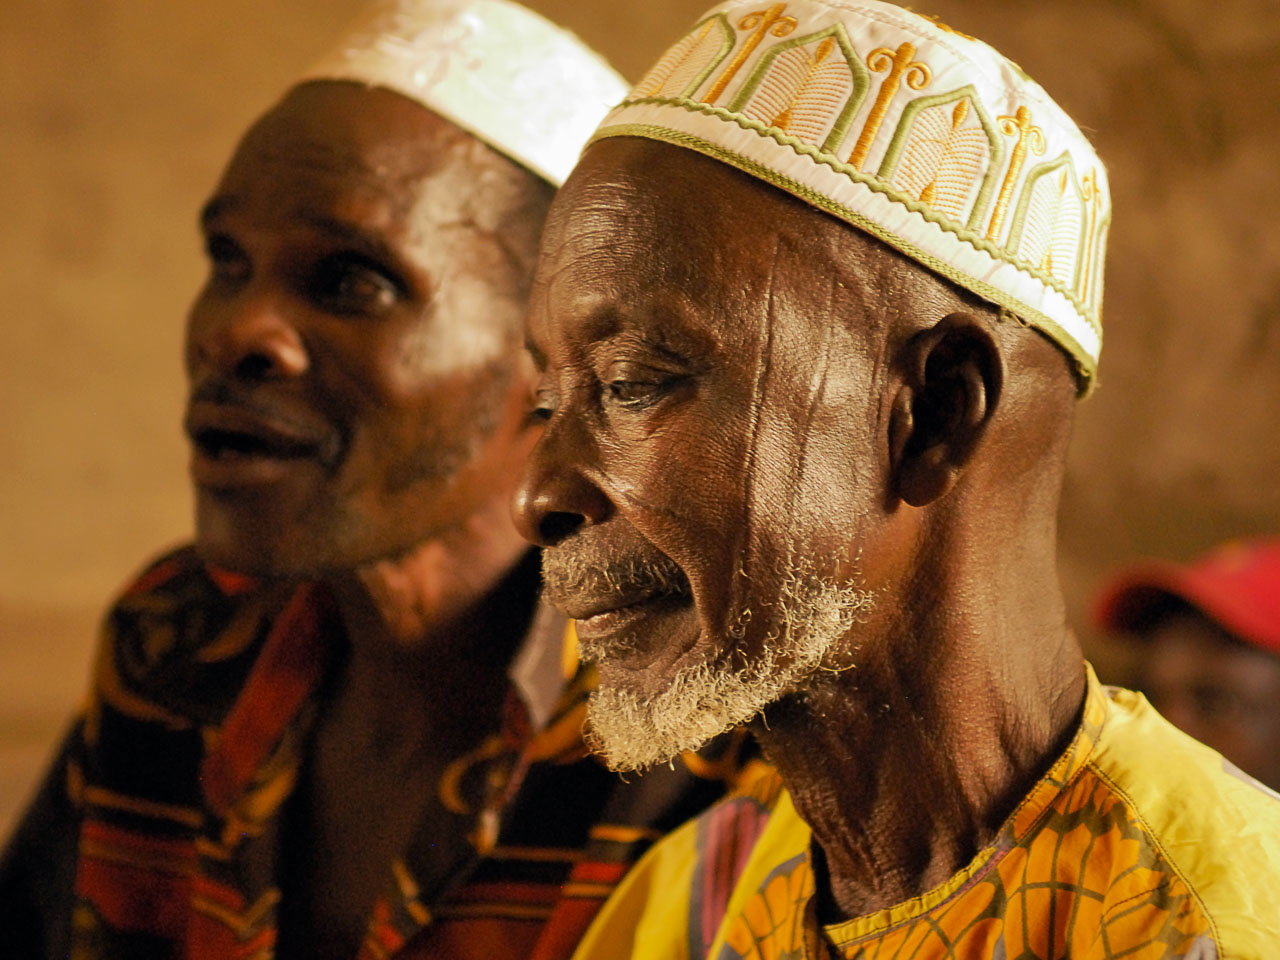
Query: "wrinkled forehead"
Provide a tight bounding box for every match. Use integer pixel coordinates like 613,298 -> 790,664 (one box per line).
538,137 -> 922,338
544,139 -> 822,299
556,138 -> 799,235
219,80 -> 545,230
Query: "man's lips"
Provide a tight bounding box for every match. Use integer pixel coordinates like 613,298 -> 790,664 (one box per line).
185,401 -> 335,487
541,534 -> 694,646
568,591 -> 692,643
554,583 -> 682,623
545,571 -> 695,645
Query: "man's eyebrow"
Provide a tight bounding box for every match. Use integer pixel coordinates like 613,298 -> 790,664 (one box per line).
524,337 -> 546,369
199,202 -> 404,268
198,195 -> 236,230
608,300 -> 719,362
297,212 -> 403,266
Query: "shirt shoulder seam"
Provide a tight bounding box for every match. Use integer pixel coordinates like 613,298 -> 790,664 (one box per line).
1083,757 -> 1223,953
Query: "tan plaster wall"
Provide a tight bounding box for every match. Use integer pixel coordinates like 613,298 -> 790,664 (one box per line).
2,0 -> 1278,830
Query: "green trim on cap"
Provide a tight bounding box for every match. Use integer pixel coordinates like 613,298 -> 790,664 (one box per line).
601,97 -> 1102,343
590,119 -> 1099,394
875,85 -> 1004,235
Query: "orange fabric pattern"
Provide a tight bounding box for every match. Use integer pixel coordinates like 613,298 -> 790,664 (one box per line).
0,546 -> 754,960
573,667 -> 1280,960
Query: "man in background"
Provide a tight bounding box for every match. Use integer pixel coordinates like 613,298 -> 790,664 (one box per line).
1096,537 -> 1280,791
0,4 -> 746,958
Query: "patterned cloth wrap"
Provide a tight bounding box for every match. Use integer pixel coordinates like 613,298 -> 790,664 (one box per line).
0,547 -> 761,960
592,0 -> 1109,389
572,667 -> 1280,959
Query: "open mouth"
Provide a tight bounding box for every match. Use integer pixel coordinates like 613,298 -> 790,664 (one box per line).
552,578 -> 686,624
543,546 -> 692,626
191,426 -> 316,460
540,537 -> 696,660
184,399 -> 334,487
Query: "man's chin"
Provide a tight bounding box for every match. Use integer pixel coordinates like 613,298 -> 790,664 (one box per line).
583,655 -> 786,773
582,566 -> 878,772
193,527 -> 321,583
193,496 -> 351,581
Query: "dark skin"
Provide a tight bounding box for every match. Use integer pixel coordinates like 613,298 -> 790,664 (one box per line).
515,139 -> 1086,919
185,81 -> 552,959
1140,606 -> 1280,790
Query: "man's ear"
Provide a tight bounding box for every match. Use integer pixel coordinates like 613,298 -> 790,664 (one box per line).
888,312 -> 1004,507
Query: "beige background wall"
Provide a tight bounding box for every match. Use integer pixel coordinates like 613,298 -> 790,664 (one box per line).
3,0 -> 1278,832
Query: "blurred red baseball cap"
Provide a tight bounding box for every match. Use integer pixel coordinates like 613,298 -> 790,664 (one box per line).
1094,538 -> 1280,656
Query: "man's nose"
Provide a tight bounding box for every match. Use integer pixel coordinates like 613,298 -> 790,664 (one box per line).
512,420 -> 612,547
186,291 -> 309,381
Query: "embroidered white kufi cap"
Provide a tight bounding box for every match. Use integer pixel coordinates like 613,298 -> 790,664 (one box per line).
593,0 -> 1109,388
301,0 -> 628,186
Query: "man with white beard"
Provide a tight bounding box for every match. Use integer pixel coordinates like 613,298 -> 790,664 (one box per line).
543,547 -> 874,773
513,0 -> 1280,955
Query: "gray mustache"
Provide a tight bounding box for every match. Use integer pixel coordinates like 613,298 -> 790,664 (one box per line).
541,540 -> 691,610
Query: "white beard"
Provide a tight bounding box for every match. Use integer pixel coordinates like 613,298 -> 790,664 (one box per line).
582,559 -> 876,772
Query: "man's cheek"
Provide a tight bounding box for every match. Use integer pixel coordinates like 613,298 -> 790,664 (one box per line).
611,413 -> 731,486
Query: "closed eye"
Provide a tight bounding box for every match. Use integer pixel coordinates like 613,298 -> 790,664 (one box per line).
600,361 -> 687,410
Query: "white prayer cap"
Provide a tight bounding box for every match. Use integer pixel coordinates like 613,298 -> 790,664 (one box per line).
300,0 -> 628,186
593,0 -> 1110,389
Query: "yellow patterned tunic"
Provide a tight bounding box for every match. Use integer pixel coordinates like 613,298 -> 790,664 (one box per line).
572,667 -> 1280,959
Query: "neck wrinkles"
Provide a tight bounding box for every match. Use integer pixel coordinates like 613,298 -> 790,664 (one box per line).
753,607 -> 1087,921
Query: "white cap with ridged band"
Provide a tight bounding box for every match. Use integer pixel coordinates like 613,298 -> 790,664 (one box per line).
301,0 -> 629,186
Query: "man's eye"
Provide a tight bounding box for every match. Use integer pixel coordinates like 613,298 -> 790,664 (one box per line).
607,380 -> 661,405
204,234 -> 250,286
601,362 -> 681,409
527,384 -> 556,423
313,256 -> 401,314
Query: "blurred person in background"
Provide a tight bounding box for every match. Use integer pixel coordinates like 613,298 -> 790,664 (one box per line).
0,3 -> 750,959
1095,537 -> 1280,792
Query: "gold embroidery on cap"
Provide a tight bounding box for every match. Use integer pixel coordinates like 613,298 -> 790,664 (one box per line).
1080,168 -> 1104,305
636,15 -> 735,100
879,86 -> 1004,229
703,4 -> 798,104
732,25 -> 869,151
915,12 -> 975,41
987,105 -> 1046,241
774,35 -> 831,131
599,0 -> 1110,383
640,19 -> 715,97
918,97 -> 968,205
848,43 -> 931,169
1006,154 -> 1085,292
904,97 -> 986,218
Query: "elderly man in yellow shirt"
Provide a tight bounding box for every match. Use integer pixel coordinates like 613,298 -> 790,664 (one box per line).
511,0 -> 1280,956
